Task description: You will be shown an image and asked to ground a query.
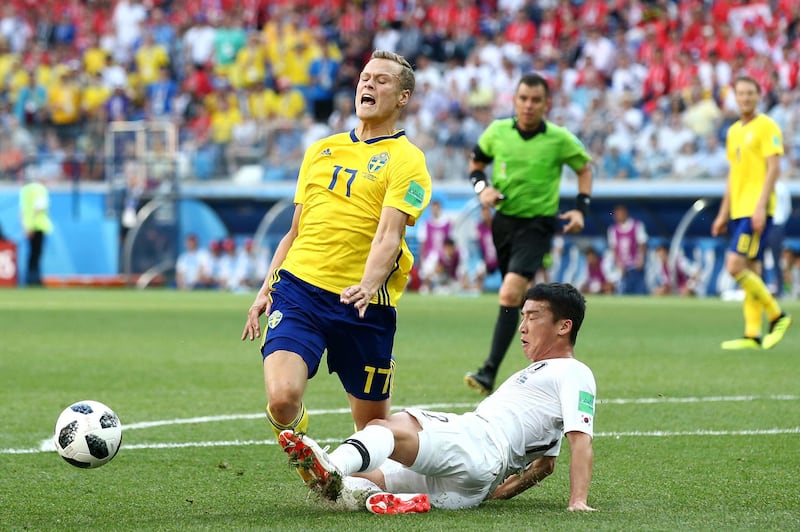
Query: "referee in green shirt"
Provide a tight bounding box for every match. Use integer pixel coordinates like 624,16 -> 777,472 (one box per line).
19,179 -> 53,286
465,73 -> 594,394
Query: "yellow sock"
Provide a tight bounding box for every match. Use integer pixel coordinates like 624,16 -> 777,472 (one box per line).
735,270 -> 781,321
266,402 -> 309,440
742,292 -> 763,339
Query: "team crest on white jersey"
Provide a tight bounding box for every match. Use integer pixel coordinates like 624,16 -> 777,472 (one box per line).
268,310 -> 283,329
368,152 -> 389,173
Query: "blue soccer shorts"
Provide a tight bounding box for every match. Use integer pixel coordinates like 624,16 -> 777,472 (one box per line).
261,270 -> 397,401
727,217 -> 773,262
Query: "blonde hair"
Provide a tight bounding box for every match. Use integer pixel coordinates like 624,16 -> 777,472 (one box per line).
370,50 -> 415,94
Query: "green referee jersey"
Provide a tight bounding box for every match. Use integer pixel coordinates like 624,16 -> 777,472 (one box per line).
477,118 -> 591,218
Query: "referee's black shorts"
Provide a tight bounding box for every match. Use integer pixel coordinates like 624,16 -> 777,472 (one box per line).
492,213 -> 557,279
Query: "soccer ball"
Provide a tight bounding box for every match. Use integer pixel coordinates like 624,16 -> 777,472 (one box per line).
54,400 -> 123,469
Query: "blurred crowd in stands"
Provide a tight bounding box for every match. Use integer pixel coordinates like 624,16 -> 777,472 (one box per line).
1,0 -> 800,187
175,232 -> 269,291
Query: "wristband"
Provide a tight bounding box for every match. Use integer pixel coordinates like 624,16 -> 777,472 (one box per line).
469,169 -> 487,187
575,193 -> 591,216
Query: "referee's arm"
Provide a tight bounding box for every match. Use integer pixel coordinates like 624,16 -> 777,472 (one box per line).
469,147 -> 503,207
561,163 -> 593,234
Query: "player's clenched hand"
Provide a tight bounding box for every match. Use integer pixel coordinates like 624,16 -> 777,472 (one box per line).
341,284 -> 375,319
478,187 -> 505,208
241,293 -> 271,341
559,210 -> 585,234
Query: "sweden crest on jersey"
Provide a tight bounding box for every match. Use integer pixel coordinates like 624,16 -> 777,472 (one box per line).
268,310 -> 283,329
368,152 -> 390,173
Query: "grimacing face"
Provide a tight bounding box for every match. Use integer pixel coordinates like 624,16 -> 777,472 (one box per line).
514,83 -> 548,131
355,58 -> 409,122
519,299 -> 567,362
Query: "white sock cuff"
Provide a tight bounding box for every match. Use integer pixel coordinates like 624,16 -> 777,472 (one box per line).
333,424 -> 395,476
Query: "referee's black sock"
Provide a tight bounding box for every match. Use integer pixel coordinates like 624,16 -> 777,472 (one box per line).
483,306 -> 520,376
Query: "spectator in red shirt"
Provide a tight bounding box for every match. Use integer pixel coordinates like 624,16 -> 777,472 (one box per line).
640,47 -> 670,114
776,44 -> 799,90
537,8 -> 561,62
450,0 -> 479,38
670,49 -> 699,97
504,9 -> 536,55
636,24 -> 663,65
577,0 -> 609,29
182,62 -> 214,100
706,22 -> 750,62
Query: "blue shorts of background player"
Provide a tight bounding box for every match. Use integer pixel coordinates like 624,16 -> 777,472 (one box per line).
727,217 -> 774,261
262,270 -> 397,401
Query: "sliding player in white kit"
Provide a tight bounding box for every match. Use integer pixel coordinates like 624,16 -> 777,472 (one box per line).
280,283 -> 597,513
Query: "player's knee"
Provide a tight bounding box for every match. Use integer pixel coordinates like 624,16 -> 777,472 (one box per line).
498,283 -> 524,305
266,395 -> 303,425
498,291 -> 524,307
368,412 -> 415,439
365,417 -> 392,431
725,254 -> 746,276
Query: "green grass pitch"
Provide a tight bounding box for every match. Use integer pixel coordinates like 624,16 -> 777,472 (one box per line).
1,289 -> 798,530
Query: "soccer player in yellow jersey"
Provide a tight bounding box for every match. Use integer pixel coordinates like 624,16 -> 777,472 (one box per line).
711,76 -> 792,350
241,51 -> 432,475
134,32 -> 169,86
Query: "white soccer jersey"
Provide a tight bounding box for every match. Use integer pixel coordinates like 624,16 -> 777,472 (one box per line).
474,358 -> 597,474
382,357 -> 597,509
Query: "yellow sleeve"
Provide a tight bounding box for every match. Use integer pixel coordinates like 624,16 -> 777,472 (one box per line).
760,118 -> 784,158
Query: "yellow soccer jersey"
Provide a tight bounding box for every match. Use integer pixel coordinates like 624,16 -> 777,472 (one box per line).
726,114 -> 783,219
245,88 -> 272,120
135,45 -> 169,85
233,46 -> 267,89
210,106 -> 242,143
81,84 -> 111,113
265,89 -> 305,120
281,130 -> 432,306
83,47 -> 108,75
47,83 -> 81,124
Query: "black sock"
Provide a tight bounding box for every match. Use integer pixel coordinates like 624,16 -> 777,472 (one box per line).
483,306 -> 520,376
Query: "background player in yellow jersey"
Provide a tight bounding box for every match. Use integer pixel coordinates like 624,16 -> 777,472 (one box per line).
711,76 -> 791,350
241,51 -> 432,471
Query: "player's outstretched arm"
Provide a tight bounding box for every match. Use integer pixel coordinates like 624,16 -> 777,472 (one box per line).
566,431 -> 596,511
241,205 -> 301,341
341,206 -> 408,318
488,456 -> 556,500
560,163 -> 592,234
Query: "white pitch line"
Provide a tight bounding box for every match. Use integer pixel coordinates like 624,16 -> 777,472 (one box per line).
598,394 -> 799,405
599,428 -> 800,437
7,395 -> 798,456
119,394 -> 800,431
8,427 -> 799,455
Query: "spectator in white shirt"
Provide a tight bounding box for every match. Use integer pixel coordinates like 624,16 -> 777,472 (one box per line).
183,14 -> 217,67
698,49 -> 732,92
765,179 -> 793,296
610,52 -> 647,100
696,135 -> 729,179
176,234 -> 213,290
578,26 -> 617,79
657,113 -> 697,156
112,0 -> 147,59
